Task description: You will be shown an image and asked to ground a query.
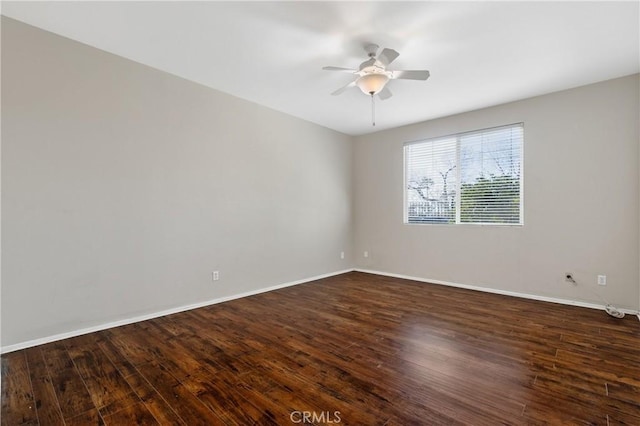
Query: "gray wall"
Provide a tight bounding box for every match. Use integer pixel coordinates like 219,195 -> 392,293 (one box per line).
3,17 -> 639,350
1,18 -> 353,347
354,74 -> 640,310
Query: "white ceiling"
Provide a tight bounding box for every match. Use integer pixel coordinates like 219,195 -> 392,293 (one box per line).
2,1 -> 639,136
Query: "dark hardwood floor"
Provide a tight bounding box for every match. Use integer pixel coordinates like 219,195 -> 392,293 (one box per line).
2,271 -> 639,425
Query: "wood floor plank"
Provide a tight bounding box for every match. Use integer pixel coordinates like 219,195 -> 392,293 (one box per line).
100,401 -> 158,425
24,347 -> 65,426
555,348 -> 640,388
65,334 -> 138,412
139,321 -> 275,424
2,272 -> 639,425
134,361 -> 223,425
94,331 -> 138,379
1,351 -> 38,426
65,408 -> 104,425
124,372 -> 186,425
194,380 -> 274,425
40,342 -> 96,421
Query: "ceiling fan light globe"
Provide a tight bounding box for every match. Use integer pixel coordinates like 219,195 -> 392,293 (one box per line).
356,73 -> 389,95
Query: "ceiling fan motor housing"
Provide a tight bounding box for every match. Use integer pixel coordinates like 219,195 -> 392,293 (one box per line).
364,43 -> 379,57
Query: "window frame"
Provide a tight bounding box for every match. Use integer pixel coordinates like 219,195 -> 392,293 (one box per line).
403,123 -> 524,226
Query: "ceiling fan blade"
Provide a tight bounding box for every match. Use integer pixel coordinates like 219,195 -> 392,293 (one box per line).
358,58 -> 376,71
322,66 -> 357,73
378,86 -> 393,100
331,81 -> 356,96
392,70 -> 430,80
378,48 -> 400,66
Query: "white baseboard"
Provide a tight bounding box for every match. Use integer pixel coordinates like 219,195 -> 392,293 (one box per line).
1,269 -> 353,354
354,268 -> 640,316
4,267 -> 637,353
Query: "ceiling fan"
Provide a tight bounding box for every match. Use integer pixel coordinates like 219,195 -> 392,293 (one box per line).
322,44 -> 430,126
323,44 -> 430,98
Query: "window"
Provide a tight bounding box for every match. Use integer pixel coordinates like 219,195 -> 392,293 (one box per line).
404,123 -> 523,225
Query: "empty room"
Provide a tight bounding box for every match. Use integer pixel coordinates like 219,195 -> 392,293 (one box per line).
1,1 -> 639,425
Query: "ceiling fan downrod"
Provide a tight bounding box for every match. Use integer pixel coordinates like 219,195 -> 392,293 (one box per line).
371,93 -> 375,127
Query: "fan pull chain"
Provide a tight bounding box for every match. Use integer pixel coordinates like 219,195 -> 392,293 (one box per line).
371,93 -> 376,127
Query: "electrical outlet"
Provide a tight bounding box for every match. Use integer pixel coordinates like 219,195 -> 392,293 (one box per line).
364,251 -> 369,258
212,271 -> 219,281
340,251 -> 345,259
597,275 -> 606,286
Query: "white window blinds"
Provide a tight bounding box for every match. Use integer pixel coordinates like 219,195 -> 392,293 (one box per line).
404,123 -> 523,225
